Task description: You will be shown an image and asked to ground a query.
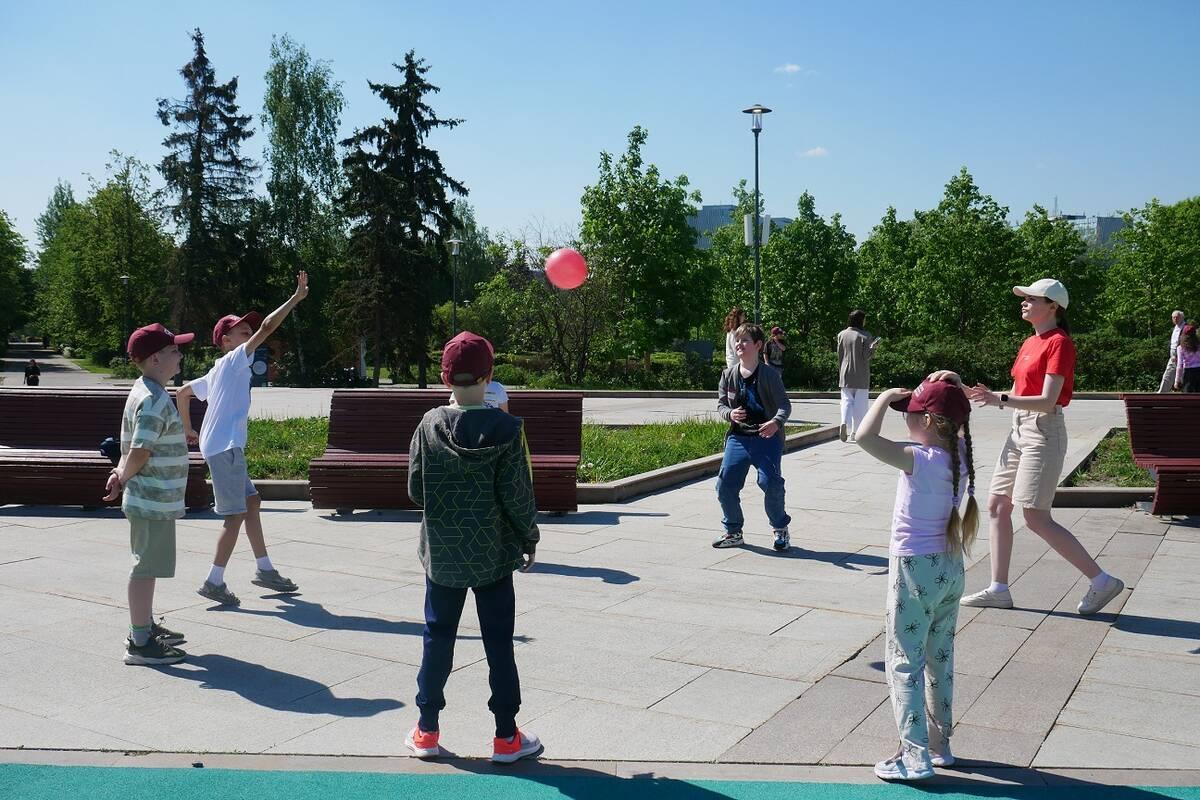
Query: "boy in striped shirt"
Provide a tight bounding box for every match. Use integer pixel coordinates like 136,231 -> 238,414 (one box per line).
103,323 -> 195,665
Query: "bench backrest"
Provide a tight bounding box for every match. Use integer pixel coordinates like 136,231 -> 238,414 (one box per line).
0,388 -> 206,451
1120,393 -> 1200,461
326,389 -> 583,456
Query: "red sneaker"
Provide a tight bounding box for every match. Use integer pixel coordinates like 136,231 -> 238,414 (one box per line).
491,728 -> 543,763
405,725 -> 441,759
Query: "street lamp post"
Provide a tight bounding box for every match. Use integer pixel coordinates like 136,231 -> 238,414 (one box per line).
447,237 -> 463,332
742,104 -> 772,325
119,275 -> 131,354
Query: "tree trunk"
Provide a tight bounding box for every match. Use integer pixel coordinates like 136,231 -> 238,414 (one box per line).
371,311 -> 382,387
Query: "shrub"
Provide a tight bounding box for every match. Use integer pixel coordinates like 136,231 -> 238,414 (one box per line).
107,357 -> 142,379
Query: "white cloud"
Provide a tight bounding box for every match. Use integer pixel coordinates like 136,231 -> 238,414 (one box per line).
774,63 -> 802,74
802,146 -> 829,158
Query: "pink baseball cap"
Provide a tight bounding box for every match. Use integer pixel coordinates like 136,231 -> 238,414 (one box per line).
212,312 -> 264,347
127,323 -> 194,362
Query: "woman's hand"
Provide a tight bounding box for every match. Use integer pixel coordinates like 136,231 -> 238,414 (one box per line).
966,383 -> 1000,407
927,370 -> 962,386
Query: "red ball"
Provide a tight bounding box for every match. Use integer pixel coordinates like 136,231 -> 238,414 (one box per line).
544,248 -> 588,290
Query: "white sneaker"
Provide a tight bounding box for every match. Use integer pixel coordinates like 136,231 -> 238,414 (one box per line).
931,742 -> 955,767
874,752 -> 934,781
960,587 -> 1014,609
1078,576 -> 1124,615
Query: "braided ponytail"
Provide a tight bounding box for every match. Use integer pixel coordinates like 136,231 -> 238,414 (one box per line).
960,421 -> 979,555
939,416 -> 980,556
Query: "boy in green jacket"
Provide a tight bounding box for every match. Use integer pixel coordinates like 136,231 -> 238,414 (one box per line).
405,331 -> 542,764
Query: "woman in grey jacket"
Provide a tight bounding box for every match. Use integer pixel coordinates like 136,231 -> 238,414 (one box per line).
713,323 -> 793,552
837,309 -> 881,442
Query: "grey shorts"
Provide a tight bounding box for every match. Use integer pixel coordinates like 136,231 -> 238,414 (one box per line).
207,447 -> 258,516
129,517 -> 177,578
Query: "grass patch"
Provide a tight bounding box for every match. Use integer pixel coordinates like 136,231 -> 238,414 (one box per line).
579,419 -> 817,483
245,417 -> 329,480
66,355 -> 113,375
239,416 -> 818,483
1067,429 -> 1153,487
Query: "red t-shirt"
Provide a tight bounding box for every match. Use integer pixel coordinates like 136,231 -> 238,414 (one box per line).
1011,328 -> 1075,407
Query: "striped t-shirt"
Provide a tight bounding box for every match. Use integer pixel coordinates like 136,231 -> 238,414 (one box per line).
121,377 -> 189,520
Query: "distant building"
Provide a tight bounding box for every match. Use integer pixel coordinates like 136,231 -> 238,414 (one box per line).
1049,211 -> 1128,248
687,204 -> 793,250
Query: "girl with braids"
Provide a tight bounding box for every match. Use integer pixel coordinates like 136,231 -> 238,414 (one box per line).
854,378 -> 977,781
933,279 -> 1124,617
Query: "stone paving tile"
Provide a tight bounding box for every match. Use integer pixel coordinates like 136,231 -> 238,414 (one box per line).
951,723 -> 1045,767
951,622 -> 1032,679
830,634 -> 887,684
0,706 -> 147,750
532,698 -> 752,762
1101,532 -> 1163,559
602,589 -> 807,635
1008,614 -> 1110,671
960,661 -> 1083,736
1035,726 -> 1200,770
820,699 -> 893,765
649,668 -> 810,728
975,559 -> 1086,630
516,606 -> 705,658
516,643 -> 707,708
1058,682 -> 1200,747
718,676 -> 887,764
656,627 -> 863,683
770,608 -> 881,650
1080,647 -> 1200,697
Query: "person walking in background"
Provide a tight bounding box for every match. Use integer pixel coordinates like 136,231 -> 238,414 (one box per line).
724,307 -> 747,371
1175,323 -> 1200,393
23,359 -> 40,386
1158,310 -> 1187,393
766,327 -> 787,370
837,310 -> 881,442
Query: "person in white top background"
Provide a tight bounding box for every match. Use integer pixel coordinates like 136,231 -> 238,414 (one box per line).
177,272 -> 309,607
723,306 -> 747,371
1158,310 -> 1186,393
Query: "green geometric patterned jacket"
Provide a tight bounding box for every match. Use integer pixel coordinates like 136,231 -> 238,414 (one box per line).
408,405 -> 540,588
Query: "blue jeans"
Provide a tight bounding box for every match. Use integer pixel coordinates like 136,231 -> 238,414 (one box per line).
716,433 -> 791,534
416,574 -> 520,738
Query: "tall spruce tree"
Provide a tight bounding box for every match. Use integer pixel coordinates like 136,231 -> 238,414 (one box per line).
157,28 -> 258,333
35,180 -> 77,252
336,51 -> 465,387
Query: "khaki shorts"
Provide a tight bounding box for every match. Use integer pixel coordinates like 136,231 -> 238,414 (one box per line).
129,517 -> 177,578
990,409 -> 1067,511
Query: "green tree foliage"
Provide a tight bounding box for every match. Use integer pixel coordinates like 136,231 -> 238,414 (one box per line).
34,181 -> 77,251
335,52 -> 465,386
706,181 -> 757,335
580,126 -> 712,358
853,206 -> 917,336
762,191 -> 857,345
0,211 -> 30,342
1014,206 -> 1102,332
1103,196 -> 1200,337
262,34 -> 347,382
157,28 -> 258,333
34,155 -> 175,358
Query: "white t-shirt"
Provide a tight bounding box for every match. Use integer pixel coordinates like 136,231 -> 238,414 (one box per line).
448,380 -> 509,409
725,331 -> 738,370
890,444 -> 967,556
190,343 -> 253,459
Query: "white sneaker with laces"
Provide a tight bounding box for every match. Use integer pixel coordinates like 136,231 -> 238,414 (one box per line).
1078,576 -> 1124,615
960,587 -> 1014,609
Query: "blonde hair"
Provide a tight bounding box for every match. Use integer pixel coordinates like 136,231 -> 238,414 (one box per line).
928,414 -> 979,556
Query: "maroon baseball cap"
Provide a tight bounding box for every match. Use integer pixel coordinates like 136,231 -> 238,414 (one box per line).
212,312 -> 264,347
127,323 -> 195,362
441,331 -> 494,386
890,378 -> 971,426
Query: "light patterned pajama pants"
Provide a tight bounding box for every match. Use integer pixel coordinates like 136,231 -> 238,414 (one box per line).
885,551 -> 965,762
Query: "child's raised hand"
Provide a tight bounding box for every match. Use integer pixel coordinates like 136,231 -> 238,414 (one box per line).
927,370 -> 961,386
881,387 -> 912,401
294,271 -> 309,301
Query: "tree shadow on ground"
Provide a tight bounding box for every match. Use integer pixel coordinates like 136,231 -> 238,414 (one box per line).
220,594 -> 530,643
160,653 -> 402,716
530,562 -> 639,584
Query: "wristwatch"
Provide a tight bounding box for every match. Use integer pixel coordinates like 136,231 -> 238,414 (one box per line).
999,393 -> 1009,409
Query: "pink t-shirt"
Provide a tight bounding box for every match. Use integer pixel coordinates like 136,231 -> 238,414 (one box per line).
890,445 -> 966,556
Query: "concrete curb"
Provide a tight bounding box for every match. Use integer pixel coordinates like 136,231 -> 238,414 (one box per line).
246,426 -> 841,505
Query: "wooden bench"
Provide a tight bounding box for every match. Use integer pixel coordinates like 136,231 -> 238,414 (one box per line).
309,389 -> 582,513
1120,393 -> 1200,515
0,387 -> 213,510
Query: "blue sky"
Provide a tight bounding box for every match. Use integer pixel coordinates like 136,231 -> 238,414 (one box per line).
2,0 -> 1197,250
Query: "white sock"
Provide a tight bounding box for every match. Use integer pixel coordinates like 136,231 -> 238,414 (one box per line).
207,565 -> 225,587
256,556 -> 274,572
1089,572 -> 1112,591
988,581 -> 1009,594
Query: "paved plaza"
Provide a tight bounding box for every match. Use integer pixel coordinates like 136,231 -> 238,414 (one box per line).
2,393 -> 1198,784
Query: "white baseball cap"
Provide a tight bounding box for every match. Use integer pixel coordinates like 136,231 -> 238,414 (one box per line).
1013,278 -> 1069,309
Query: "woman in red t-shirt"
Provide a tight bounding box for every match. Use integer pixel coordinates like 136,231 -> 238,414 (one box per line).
929,279 -> 1124,617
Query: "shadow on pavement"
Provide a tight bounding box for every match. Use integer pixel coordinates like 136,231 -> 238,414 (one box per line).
448,760 -> 737,800
539,510 -> 669,527
740,543 -> 888,573
160,653 -> 403,716
531,562 -> 639,584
